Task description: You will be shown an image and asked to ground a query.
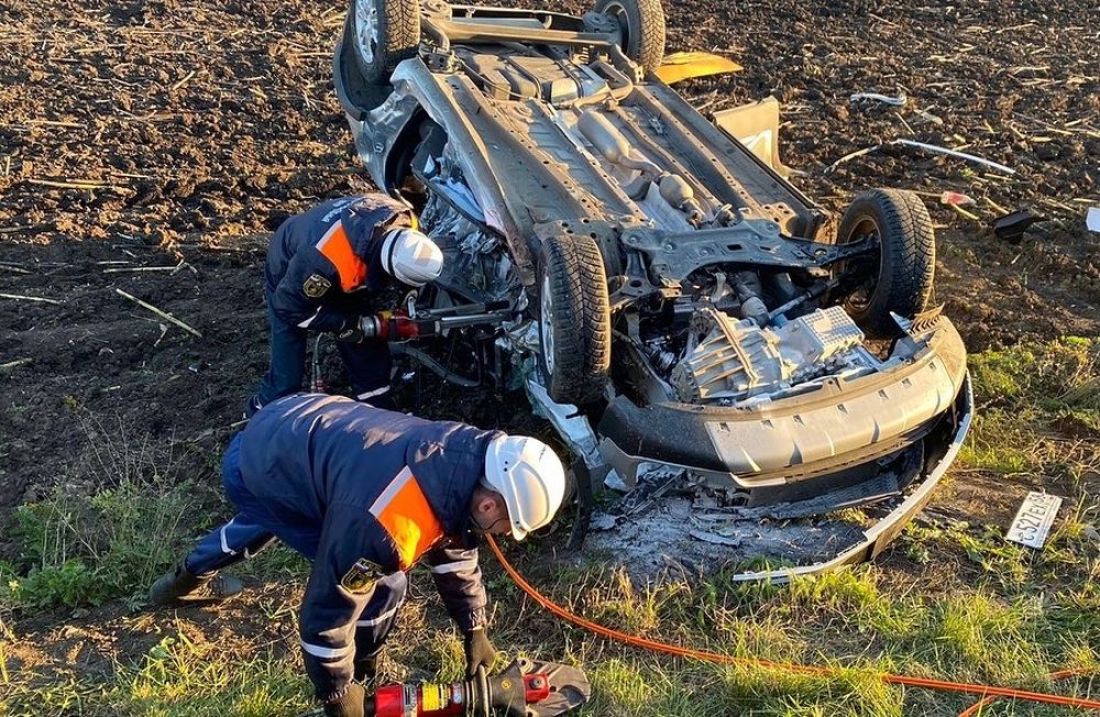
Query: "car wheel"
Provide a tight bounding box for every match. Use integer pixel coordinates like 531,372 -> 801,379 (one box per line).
537,234 -> 612,405
592,0 -> 666,74
346,0 -> 421,84
836,188 -> 936,338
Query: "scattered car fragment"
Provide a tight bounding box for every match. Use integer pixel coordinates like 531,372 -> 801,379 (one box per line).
992,208 -> 1044,240
892,138 -> 1016,176
850,91 -> 907,107
1087,207 -> 1100,234
827,138 -> 1015,176
332,0 -> 973,576
940,191 -> 975,207
653,51 -> 742,85
1005,491 -> 1063,549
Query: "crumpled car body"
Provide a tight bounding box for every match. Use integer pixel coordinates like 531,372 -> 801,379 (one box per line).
332,0 -> 972,578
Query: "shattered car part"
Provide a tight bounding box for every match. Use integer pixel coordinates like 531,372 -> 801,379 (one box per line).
589,378 -> 971,581
653,51 -> 742,85
849,91 -> 907,107
332,0 -> 971,576
1088,207 -> 1100,234
992,208 -> 1044,241
827,138 -> 1016,176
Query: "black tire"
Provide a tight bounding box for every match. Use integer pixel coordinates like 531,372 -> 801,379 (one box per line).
538,234 -> 612,405
593,0 -> 666,74
836,188 -> 936,337
346,0 -> 421,85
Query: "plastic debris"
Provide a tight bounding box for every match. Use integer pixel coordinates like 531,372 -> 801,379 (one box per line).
850,92 -> 907,107
654,52 -> 742,85
992,208 -> 1044,240
940,191 -> 976,207
1087,207 -> 1100,234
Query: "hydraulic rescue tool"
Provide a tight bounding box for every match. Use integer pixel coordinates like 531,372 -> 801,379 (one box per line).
301,659 -> 589,717
360,300 -> 515,342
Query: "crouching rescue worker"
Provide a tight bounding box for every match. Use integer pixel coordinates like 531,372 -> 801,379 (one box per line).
149,393 -> 566,717
249,195 -> 444,415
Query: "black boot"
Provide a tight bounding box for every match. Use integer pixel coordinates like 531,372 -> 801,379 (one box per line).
353,654 -> 379,683
149,563 -> 244,605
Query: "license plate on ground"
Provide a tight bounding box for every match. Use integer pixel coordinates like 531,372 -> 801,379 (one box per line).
1005,491 -> 1063,549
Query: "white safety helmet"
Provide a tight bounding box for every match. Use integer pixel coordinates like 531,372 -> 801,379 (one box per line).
380,227 -> 444,287
483,435 -> 567,541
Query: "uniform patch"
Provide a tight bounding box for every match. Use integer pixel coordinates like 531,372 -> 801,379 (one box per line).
340,558 -> 381,595
302,273 -> 332,299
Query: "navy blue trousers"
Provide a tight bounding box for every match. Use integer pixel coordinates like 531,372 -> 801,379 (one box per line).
255,298 -> 393,407
184,434 -> 405,656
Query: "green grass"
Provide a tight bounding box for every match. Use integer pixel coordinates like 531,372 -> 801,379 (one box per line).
2,340 -> 1098,715
961,337 -> 1100,474
0,634 -> 313,717
0,412 -> 221,613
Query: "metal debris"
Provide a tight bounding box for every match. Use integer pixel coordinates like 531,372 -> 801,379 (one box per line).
892,139 -> 1016,175
850,92 -> 907,107
826,139 -> 1016,176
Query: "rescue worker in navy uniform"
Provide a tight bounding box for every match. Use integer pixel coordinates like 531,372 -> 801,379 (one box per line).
249,195 -> 444,414
149,393 -> 567,717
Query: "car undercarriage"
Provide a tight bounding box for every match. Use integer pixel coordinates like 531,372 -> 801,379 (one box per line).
332,0 -> 973,579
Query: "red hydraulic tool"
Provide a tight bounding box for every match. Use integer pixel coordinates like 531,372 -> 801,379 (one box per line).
358,309 -> 424,341
359,299 -> 517,341
366,659 -> 589,717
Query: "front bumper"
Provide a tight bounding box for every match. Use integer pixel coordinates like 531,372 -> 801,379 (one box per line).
727,373 -> 972,582
597,316 -> 968,500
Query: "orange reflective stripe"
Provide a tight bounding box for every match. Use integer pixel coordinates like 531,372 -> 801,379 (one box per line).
369,467 -> 444,570
316,221 -> 367,292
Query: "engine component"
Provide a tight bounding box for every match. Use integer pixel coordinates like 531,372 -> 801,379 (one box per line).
418,152 -> 521,302
658,173 -> 693,206
671,305 -> 865,403
732,270 -> 768,325
576,110 -> 661,174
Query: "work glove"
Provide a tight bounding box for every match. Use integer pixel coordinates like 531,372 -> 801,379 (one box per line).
463,627 -> 496,678
323,682 -> 366,717
334,319 -> 365,343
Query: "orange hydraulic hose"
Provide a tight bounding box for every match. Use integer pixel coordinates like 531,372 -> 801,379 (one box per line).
958,670 -> 1096,717
486,537 -> 1100,711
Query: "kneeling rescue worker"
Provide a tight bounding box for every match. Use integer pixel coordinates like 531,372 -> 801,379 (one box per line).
249,194 -> 444,415
149,393 -> 567,717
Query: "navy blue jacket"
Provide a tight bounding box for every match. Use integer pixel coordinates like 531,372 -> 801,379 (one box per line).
265,195 -> 412,333
238,393 -> 500,698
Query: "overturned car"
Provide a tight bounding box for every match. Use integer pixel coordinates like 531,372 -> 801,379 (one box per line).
332,0 -> 972,578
